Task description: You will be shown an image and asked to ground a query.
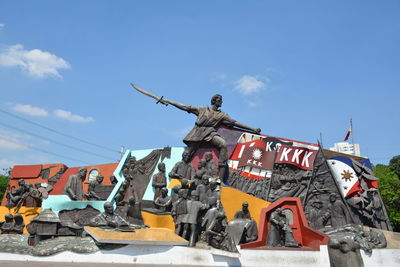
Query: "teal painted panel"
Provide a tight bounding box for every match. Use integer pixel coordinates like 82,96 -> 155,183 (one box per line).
41,195 -> 106,213
41,150 -> 131,213
41,147 -> 185,213
141,146 -> 184,201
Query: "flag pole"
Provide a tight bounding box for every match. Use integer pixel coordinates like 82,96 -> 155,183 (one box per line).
266,150 -> 278,202
303,141 -> 323,207
319,132 -> 323,148
350,117 -> 354,145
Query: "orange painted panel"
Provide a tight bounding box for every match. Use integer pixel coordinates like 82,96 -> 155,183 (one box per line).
0,206 -> 41,234
220,185 -> 270,226
50,167 -> 80,195
11,165 -> 42,179
141,211 -> 175,231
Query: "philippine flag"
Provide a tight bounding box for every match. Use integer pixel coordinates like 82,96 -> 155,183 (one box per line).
327,157 -> 360,198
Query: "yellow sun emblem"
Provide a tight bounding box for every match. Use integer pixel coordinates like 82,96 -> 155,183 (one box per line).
341,170 -> 353,182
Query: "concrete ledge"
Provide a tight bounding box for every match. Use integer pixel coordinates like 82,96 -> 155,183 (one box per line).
361,249 -> 400,267
0,244 -> 332,267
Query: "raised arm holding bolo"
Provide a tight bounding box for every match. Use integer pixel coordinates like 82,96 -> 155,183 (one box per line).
132,84 -> 261,180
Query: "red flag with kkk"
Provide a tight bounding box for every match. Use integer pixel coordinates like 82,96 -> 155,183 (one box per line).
237,144 -> 275,170
229,139 -> 275,179
274,144 -> 318,170
228,133 -> 319,179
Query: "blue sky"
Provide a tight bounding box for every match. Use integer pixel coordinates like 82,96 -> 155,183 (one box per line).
0,1 -> 399,171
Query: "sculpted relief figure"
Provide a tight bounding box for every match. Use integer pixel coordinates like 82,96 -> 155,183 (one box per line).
87,174 -> 104,200
182,191 -> 209,247
329,193 -> 351,227
194,159 -> 207,183
1,214 -> 15,234
204,152 -> 218,178
63,168 -> 88,201
91,201 -> 133,228
228,202 -> 258,244
266,208 -> 299,247
154,187 -> 172,212
234,202 -> 252,219
172,189 -> 189,236
6,179 -> 25,207
152,163 -> 167,200
169,150 -> 195,180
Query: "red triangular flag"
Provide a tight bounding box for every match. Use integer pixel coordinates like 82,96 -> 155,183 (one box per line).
344,128 -> 351,141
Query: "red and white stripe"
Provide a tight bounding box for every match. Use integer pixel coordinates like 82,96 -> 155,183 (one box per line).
228,133 -> 318,179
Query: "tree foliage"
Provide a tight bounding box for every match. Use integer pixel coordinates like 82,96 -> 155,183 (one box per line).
374,158 -> 400,232
0,169 -> 10,202
389,155 -> 400,177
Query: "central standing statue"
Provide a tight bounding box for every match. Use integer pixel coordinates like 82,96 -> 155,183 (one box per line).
132,84 -> 261,179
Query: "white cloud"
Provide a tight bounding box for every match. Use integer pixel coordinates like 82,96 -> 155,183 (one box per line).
0,44 -> 70,78
0,130 -> 28,150
234,75 -> 266,95
12,103 -> 48,116
53,109 -> 94,123
0,138 -> 25,150
0,24 -> 4,29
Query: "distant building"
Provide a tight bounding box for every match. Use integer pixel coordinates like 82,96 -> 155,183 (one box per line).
329,142 -> 361,156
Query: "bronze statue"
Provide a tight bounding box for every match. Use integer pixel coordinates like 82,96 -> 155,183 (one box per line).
323,225 -> 387,267
228,202 -> 258,245
206,181 -> 220,203
234,202 -> 251,219
329,193 -> 351,227
126,196 -> 145,226
182,191 -> 208,247
109,175 -> 118,185
87,174 -> 104,200
90,201 -> 133,228
169,150 -> 195,180
152,162 -> 167,201
182,178 -> 193,190
194,159 -> 207,182
305,198 -> 328,230
204,152 -> 218,177
154,187 -> 172,212
1,214 -> 14,234
204,211 -> 237,252
266,208 -> 299,247
171,185 -> 181,204
5,178 -> 25,207
171,189 -> 188,236
12,213 -> 25,234
63,168 -> 88,201
132,85 -> 261,179
15,183 -> 41,208
195,174 -> 210,204
202,196 -> 219,231
367,190 -> 387,229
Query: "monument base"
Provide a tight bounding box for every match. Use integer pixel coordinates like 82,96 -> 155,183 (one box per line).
0,244 -> 332,267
